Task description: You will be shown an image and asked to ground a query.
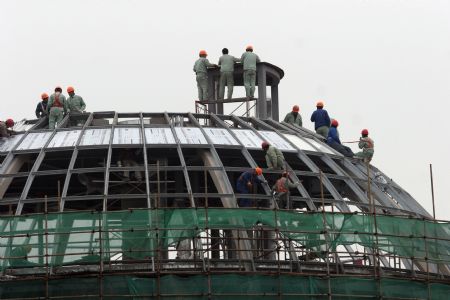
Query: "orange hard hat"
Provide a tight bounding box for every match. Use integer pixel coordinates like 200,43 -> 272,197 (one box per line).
5,119 -> 14,127
361,129 -> 369,135
41,93 -> 49,100
255,167 -> 263,176
67,86 -> 74,93
331,119 -> 339,127
246,45 -> 253,50
199,50 -> 207,56
316,101 -> 324,107
261,141 -> 270,150
292,105 -> 300,112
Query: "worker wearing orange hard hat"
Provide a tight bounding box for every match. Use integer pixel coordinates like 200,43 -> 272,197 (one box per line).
47,86 -> 68,129
35,93 -> 49,118
310,101 -> 331,138
240,45 -> 261,99
355,129 -> 374,162
236,167 -> 267,207
283,105 -> 302,127
0,118 -> 15,138
66,86 -> 86,113
193,50 -> 216,101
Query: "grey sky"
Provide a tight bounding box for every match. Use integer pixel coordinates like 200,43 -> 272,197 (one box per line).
1,0 -> 449,218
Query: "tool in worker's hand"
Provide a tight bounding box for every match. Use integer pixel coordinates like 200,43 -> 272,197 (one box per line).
342,141 -> 360,144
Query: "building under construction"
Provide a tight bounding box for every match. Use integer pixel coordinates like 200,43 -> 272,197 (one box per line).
0,62 -> 449,299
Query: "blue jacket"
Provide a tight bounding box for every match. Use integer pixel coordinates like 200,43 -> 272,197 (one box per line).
327,126 -> 341,145
236,171 -> 262,193
310,108 -> 331,130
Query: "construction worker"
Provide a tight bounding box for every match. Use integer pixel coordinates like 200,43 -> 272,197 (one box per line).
355,129 -> 374,162
236,167 -> 266,207
262,141 -> 285,170
272,172 -> 300,209
35,93 -> 49,118
47,86 -> 67,129
310,101 -> 331,138
0,119 -> 15,138
241,45 -> 261,99
284,105 -> 302,126
218,48 -> 240,100
326,119 -> 354,158
66,86 -> 86,113
193,50 -> 216,101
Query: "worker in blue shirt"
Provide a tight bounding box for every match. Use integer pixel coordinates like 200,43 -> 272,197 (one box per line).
310,101 -> 331,138
326,119 -> 354,157
236,167 -> 266,207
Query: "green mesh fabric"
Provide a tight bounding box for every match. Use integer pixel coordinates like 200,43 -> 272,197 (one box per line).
0,209 -> 449,269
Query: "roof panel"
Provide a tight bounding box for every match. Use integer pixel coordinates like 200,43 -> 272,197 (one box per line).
203,128 -> 239,146
48,130 -> 82,148
144,128 -> 176,144
80,129 -> 111,146
0,134 -> 24,152
174,128 -> 207,144
231,129 -> 262,149
259,131 -> 296,151
17,132 -> 52,150
113,128 -> 142,144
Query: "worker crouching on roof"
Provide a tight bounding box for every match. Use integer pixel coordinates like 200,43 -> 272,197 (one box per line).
272,172 -> 300,209
0,119 -> 15,138
310,101 -> 331,138
262,141 -> 285,170
193,50 -> 216,101
47,86 -> 68,129
284,105 -> 302,127
66,86 -> 86,113
218,48 -> 240,100
355,129 -> 374,162
35,93 -> 49,118
236,167 -> 266,207
241,45 -> 261,99
326,119 -> 354,158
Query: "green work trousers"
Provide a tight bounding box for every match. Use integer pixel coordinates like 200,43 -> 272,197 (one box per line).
196,73 -> 208,101
219,71 -> 234,99
243,70 -> 256,98
316,126 -> 329,138
48,107 -> 64,130
355,151 -> 373,162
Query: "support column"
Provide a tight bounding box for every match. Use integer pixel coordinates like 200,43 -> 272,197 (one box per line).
271,85 -> 279,121
257,65 -> 267,119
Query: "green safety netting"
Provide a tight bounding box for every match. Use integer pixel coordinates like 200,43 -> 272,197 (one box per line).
0,209 -> 449,268
0,274 -> 449,299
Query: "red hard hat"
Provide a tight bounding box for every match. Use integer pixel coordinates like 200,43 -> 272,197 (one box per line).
41,93 -> 49,100
331,119 -> 339,127
246,45 -> 253,50
361,129 -> 369,135
292,105 -> 300,112
199,50 -> 207,56
5,119 -> 14,127
255,167 -> 263,176
67,86 -> 74,93
261,141 -> 270,150
316,101 -> 324,107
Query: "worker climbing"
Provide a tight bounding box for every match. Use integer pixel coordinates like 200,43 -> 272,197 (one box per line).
241,45 -> 261,99
326,119 -> 354,158
0,119 -> 15,138
272,172 -> 300,209
262,141 -> 285,170
193,50 -> 216,101
35,93 -> 49,118
284,105 -> 302,127
47,86 -> 68,129
310,101 -> 331,138
218,48 -> 240,100
66,86 -> 86,113
236,167 -> 266,207
355,129 -> 374,162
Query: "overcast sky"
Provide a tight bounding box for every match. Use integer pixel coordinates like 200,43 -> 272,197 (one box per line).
1,0 -> 449,219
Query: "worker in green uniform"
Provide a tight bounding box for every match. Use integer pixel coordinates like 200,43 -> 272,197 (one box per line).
66,86 -> 86,113
47,86 -> 68,129
193,50 -> 216,101
218,48 -> 240,100
241,45 -> 261,99
262,141 -> 285,170
284,105 -> 302,127
355,129 -> 374,162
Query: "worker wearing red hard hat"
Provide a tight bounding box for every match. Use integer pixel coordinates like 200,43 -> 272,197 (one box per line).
66,86 -> 86,113
35,93 -> 49,119
355,129 -> 374,162
236,167 -> 267,207
47,86 -> 68,129
272,172 -> 301,209
262,141 -> 285,170
326,119 -> 354,158
0,118 -> 15,138
310,101 -> 331,138
241,45 -> 261,99
193,50 -> 216,101
283,105 -> 302,127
